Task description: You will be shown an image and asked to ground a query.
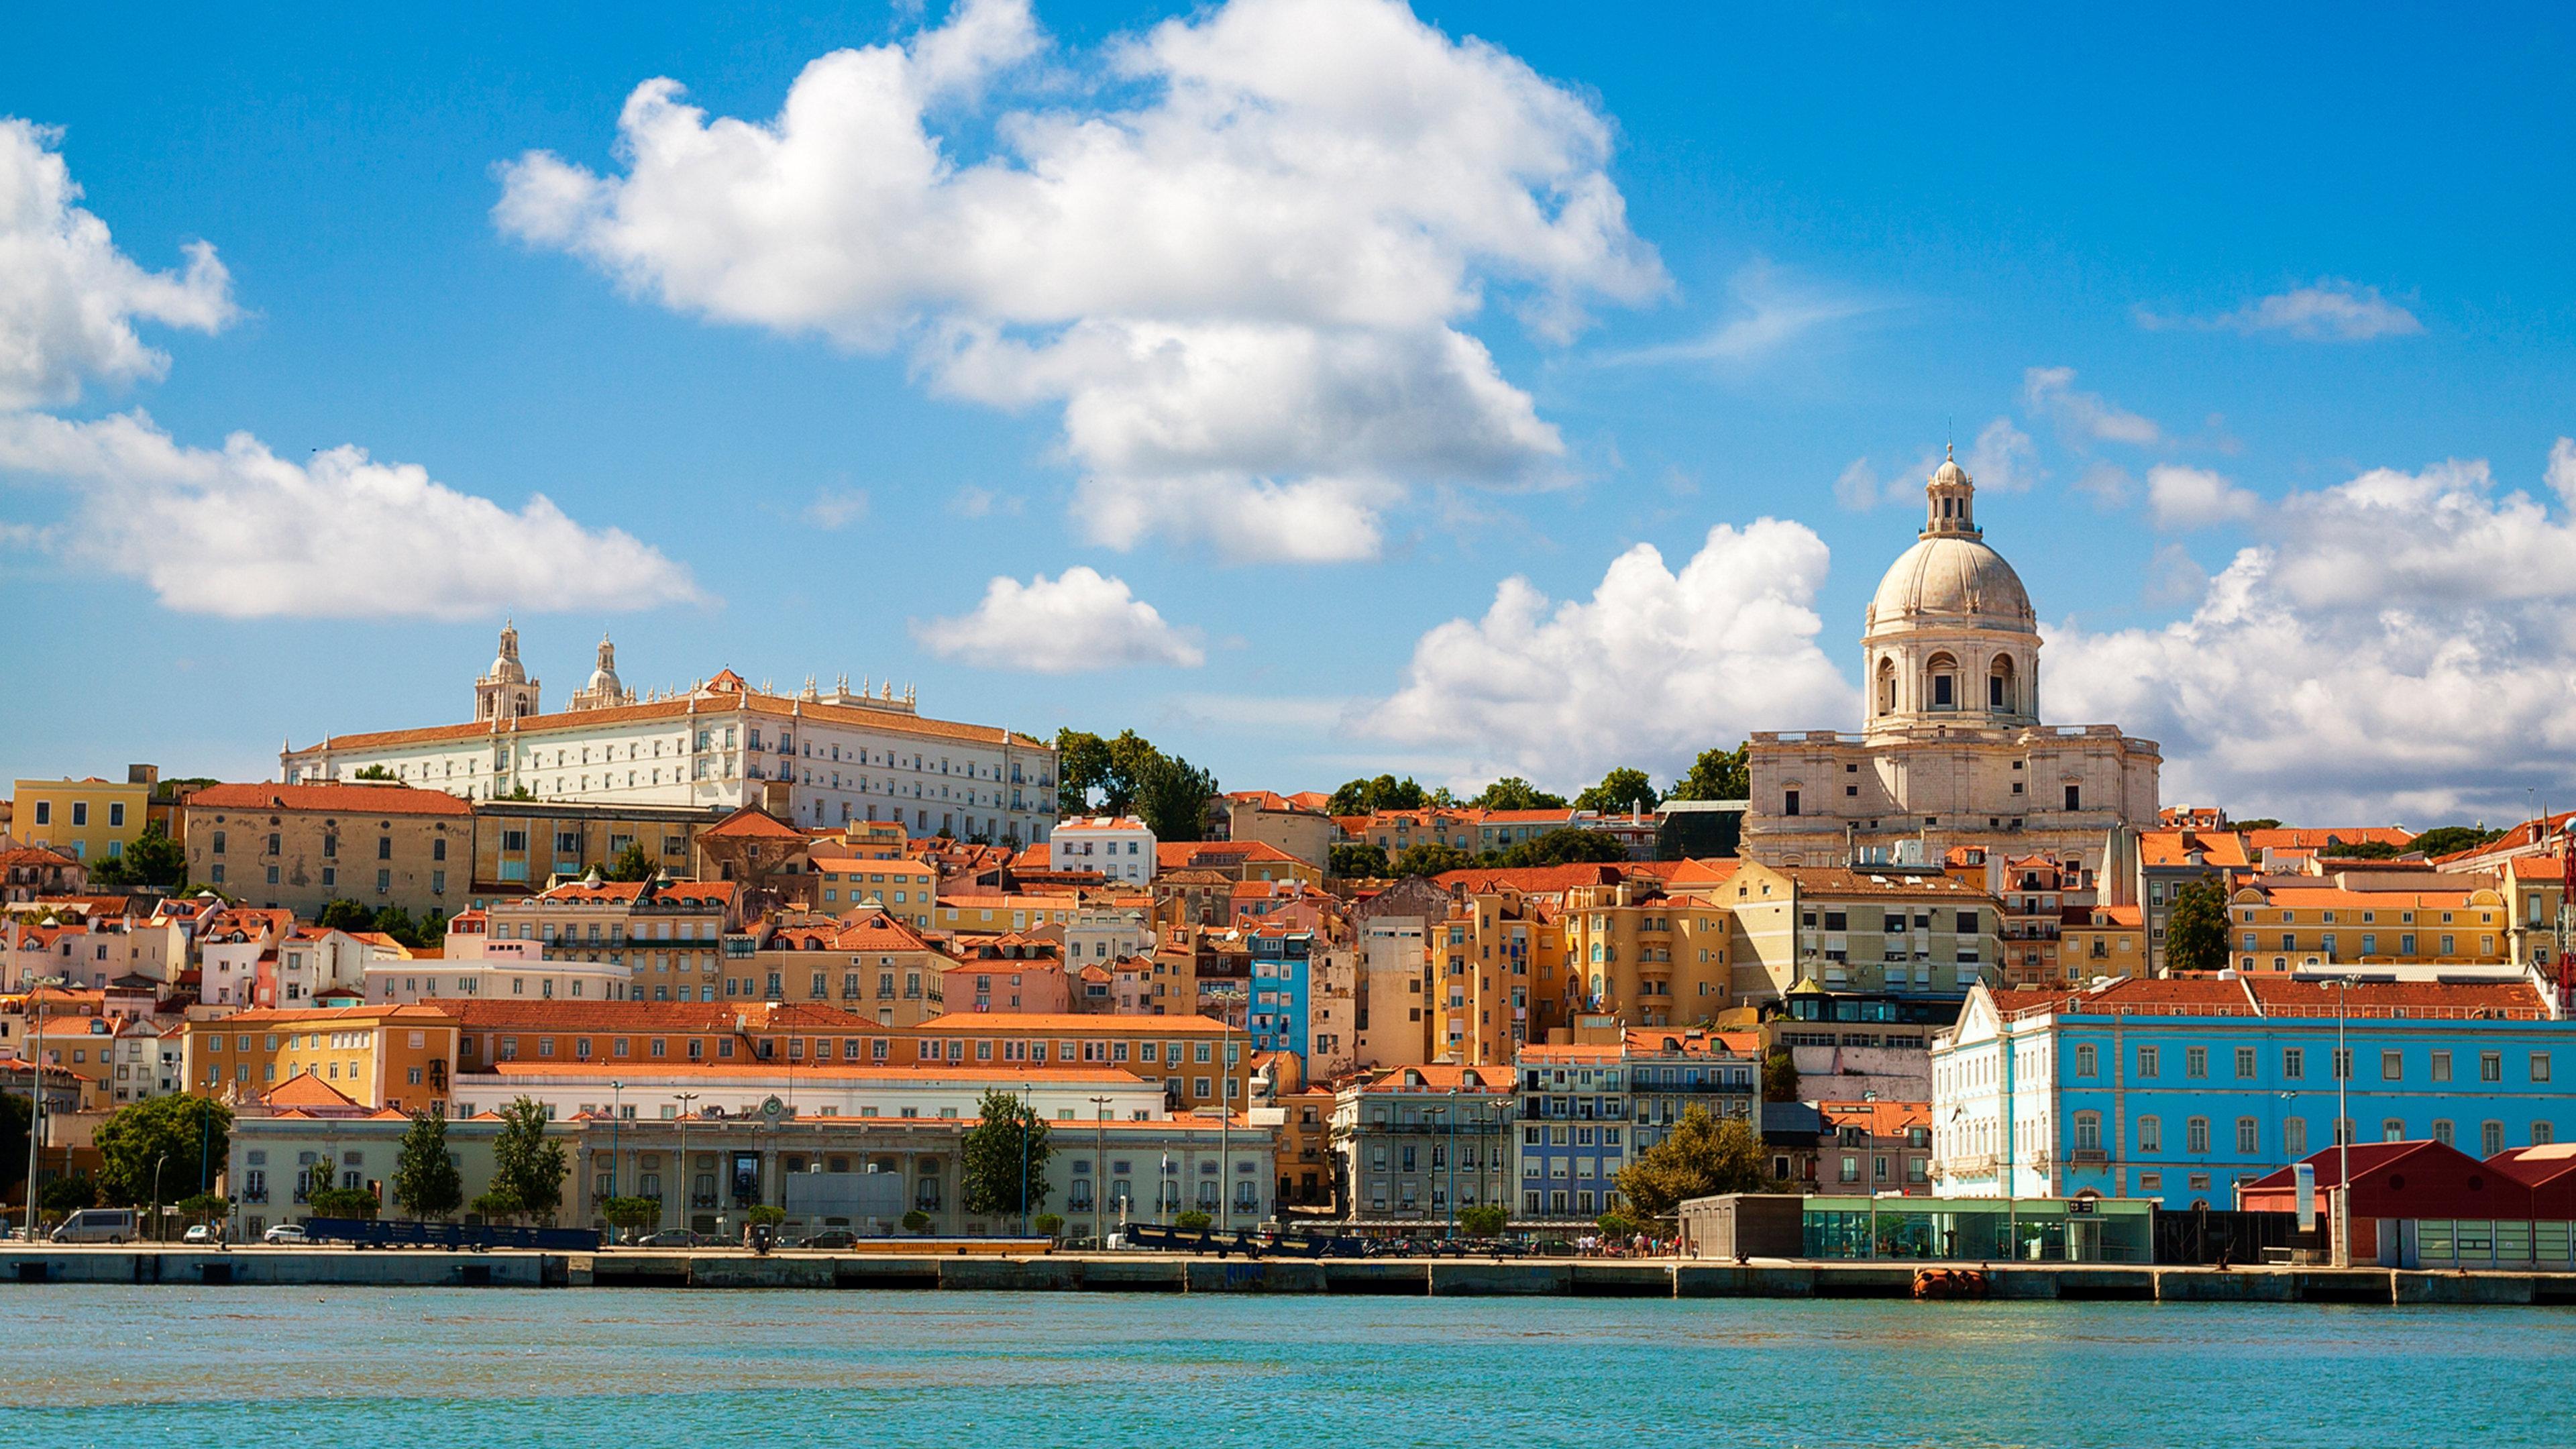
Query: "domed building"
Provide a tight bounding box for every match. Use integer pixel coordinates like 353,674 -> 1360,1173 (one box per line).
566,633 -> 637,712
1743,449 -> 2160,883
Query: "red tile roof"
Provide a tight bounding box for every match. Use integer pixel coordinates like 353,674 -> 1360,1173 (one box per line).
183,783 -> 473,816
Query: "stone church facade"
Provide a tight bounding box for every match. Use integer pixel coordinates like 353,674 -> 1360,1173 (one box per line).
1743,449 -> 2160,877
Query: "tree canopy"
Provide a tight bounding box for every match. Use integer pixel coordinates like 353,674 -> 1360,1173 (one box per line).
2409,824 -> 2507,859
1666,743 -> 1750,802
393,1110 -> 464,1220
1496,828 -> 1627,867
960,1088 -> 1053,1219
93,1095 -> 230,1206
1469,777 -> 1566,810
1574,767 -> 1660,816
1055,729 -> 1218,842
1328,843 -> 1389,879
2163,877 -> 2232,974
1393,842 -> 1475,877
1327,774 -> 1428,816
603,842 -> 655,881
1611,1108 -> 1768,1220
490,1097 -> 569,1224
2321,839 -> 2404,859
84,820 -> 187,890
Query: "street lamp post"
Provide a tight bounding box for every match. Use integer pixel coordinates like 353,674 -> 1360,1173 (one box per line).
151,1155 -> 168,1242
2334,976 -> 2355,1269
1020,1080 -> 1032,1238
1089,1093 -> 1114,1242
608,1080 -> 623,1205
673,1091 -> 700,1236
21,974 -> 64,1241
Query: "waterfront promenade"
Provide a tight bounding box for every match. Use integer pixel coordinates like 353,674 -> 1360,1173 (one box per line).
5,1245 -> 2570,1304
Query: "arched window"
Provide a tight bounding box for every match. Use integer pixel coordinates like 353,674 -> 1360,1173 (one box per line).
1988,655 -> 2017,712
1926,653 -> 1958,710
1876,657 -> 1896,715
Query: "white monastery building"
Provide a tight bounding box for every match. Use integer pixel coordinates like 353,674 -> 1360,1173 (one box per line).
280,624 -> 1059,845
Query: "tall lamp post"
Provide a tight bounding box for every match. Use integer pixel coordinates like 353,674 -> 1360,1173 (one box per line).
672,1091 -> 700,1236
1088,1093 -> 1115,1242
21,974 -> 64,1241
2334,976 -> 2355,1269
608,1080 -> 624,1201
1020,1080 -> 1033,1238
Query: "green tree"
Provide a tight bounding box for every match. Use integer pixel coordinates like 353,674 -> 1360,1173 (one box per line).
2163,877 -> 2233,974
314,898 -> 375,933
1468,777 -> 1567,810
1173,1209 -> 1213,1230
1762,1047 -> 1799,1104
1498,828 -> 1627,867
746,1203 -> 786,1229
1574,767 -> 1660,816
960,1089 -> 1053,1218
352,765 -> 398,781
2409,825 -> 2506,858
92,1095 -> 230,1207
120,820 -> 189,888
373,906 -> 421,947
1596,1210 -> 1644,1240
1612,1108 -> 1768,1220
1392,842 -> 1474,877
470,1187 -> 525,1224
490,1097 -> 569,1224
40,1174 -> 98,1216
1328,843 -> 1390,879
308,1186 -> 380,1220
603,842 -> 654,881
1458,1203 -> 1509,1238
1327,775 -> 1428,816
176,1192 -> 227,1226
2230,818 -> 2282,832
602,1195 -> 661,1239
392,1110 -> 464,1220
2322,839 -> 2404,859
1055,729 -> 1218,841
1032,1212 -> 1065,1240
0,1090 -> 28,1203
1666,743 -> 1750,802
901,1209 -> 932,1234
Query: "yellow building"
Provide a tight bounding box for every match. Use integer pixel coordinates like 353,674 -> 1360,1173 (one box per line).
2223,883 -> 2510,974
466,798 -> 716,901
933,894 -> 1079,935
2499,855 -> 2565,973
808,835 -> 936,928
1429,892 -> 1561,1066
1723,861 -> 2003,1002
13,775 -> 151,864
2057,903 -> 2148,984
1557,881 -> 1735,1032
182,1003 -> 462,1113
908,1012 -> 1255,1110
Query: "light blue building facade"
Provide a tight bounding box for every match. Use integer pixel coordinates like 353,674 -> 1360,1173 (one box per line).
1933,975 -> 2574,1207
1246,928 -> 1311,1058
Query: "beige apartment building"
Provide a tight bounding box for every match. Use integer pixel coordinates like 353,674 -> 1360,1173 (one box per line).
180,782 -> 474,920
1723,861 -> 2002,1003
466,798 -> 718,904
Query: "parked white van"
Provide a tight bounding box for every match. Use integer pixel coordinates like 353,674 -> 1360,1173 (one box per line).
50,1208 -> 137,1244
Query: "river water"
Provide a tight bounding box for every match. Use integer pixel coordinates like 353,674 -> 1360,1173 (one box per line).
0,1287 -> 2562,1447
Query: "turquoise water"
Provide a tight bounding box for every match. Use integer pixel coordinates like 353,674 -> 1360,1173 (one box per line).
1,1288 -> 2565,1447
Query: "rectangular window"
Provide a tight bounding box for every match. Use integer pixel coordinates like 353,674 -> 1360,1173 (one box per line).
2075,1043 -> 2097,1077
2534,1053 -> 2553,1083
2380,1050 -> 2402,1081
2137,1044 -> 2159,1078
2185,1046 -> 2206,1079
2234,1046 -> 2256,1080
2283,1046 -> 2304,1079
2284,1116 -> 2307,1157
2236,1118 -> 2258,1154
2330,1048 -> 2351,1081
2480,1052 -> 2502,1083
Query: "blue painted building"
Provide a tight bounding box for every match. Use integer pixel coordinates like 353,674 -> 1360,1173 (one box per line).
1246,926 -> 1311,1059
1933,974 -> 2574,1207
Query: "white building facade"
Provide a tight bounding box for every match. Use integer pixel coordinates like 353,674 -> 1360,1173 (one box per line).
1052,816 -> 1157,885
283,630 -> 1059,846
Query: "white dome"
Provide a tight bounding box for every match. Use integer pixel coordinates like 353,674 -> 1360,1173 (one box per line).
1868,535 -> 2035,633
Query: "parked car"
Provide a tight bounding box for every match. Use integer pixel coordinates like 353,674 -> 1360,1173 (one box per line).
796,1229 -> 860,1250
262,1222 -> 309,1245
633,1230 -> 702,1248
50,1208 -> 137,1244
181,1224 -> 216,1244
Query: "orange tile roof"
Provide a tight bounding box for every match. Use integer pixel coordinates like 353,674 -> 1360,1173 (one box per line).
1819,1099 -> 1931,1136
914,1012 -> 1230,1034
698,806 -> 807,841
472,1059 -> 1145,1084
189,1003 -> 458,1026
2247,826 -> 2415,850
262,1073 -> 364,1110
183,782 -> 472,816
2138,829 -> 2256,869
1356,1063 -> 1513,1094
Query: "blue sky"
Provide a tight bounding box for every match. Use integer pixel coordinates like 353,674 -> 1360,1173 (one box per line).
5,1 -> 2574,825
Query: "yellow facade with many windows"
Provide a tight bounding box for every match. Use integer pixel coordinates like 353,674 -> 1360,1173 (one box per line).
12,777 -> 150,864
2224,885 -> 2509,974
182,1004 -> 461,1112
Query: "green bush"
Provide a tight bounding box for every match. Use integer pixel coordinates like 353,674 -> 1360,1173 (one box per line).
1174,1210 -> 1213,1230
1032,1213 -> 1065,1238
901,1210 -> 932,1234
1457,1204 -> 1509,1238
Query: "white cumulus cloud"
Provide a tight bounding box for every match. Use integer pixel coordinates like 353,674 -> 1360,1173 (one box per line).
0,118 -> 235,410
0,117 -> 698,620
2146,464 -> 2260,531
911,566 -> 1204,671
1965,417 -> 2042,494
0,410 -> 701,619
1362,519 -> 1857,788
2049,443 -> 2576,820
2140,279 -> 2422,341
494,0 -> 1664,561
